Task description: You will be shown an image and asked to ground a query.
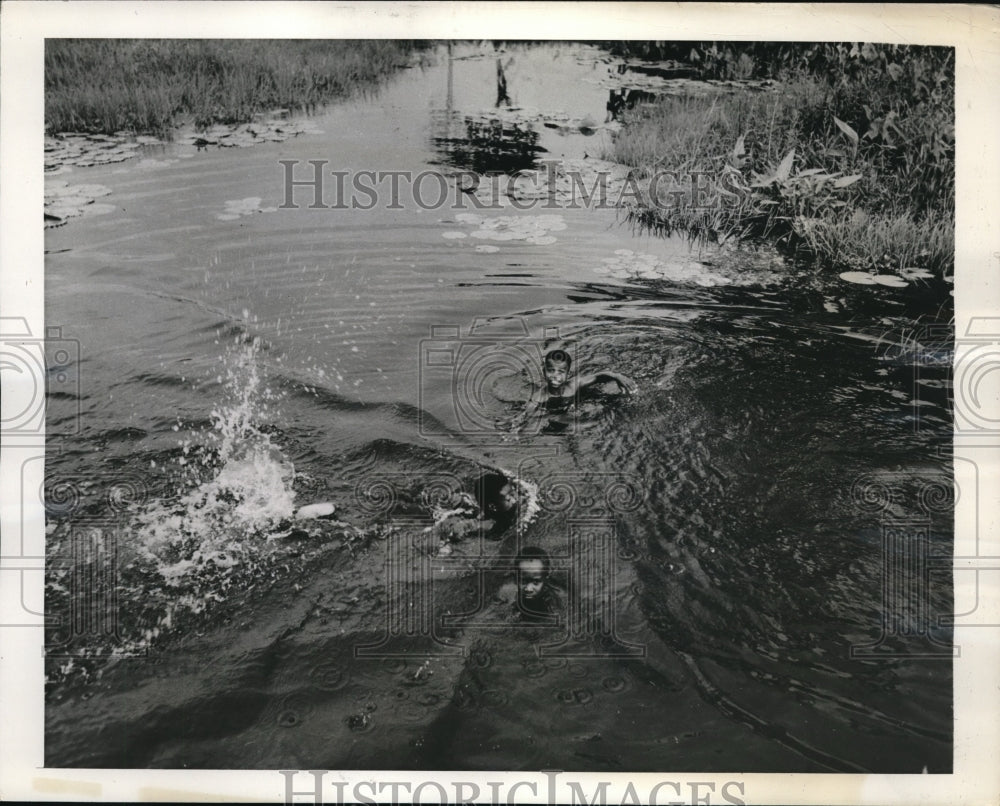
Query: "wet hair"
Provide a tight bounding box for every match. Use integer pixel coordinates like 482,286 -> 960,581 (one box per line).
516,546 -> 551,577
474,472 -> 518,532
544,349 -> 572,369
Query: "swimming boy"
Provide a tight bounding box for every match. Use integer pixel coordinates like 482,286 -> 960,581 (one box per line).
539,348 -> 638,399
430,470 -> 522,549
495,546 -> 561,621
516,546 -> 551,604
508,349 -> 637,432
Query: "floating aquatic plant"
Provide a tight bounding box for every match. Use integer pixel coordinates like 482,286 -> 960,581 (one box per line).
217,196 -> 278,221
442,212 -> 567,247
44,180 -> 115,227
45,133 -> 141,173
839,271 -> 909,288
590,247 -> 766,287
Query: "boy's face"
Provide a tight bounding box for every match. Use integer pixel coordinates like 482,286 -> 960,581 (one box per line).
518,559 -> 546,599
543,360 -> 569,391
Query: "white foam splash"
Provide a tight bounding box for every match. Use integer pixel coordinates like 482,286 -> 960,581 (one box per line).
133,334 -> 296,584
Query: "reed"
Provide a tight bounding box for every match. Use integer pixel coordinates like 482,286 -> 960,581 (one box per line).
606,43 -> 955,277
46,39 -> 430,136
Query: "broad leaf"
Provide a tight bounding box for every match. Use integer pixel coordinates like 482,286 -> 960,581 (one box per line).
833,116 -> 859,145
833,174 -> 863,188
774,148 -> 795,182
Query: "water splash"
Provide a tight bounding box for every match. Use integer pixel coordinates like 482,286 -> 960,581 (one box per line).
45,331 -> 305,686
134,332 -> 296,583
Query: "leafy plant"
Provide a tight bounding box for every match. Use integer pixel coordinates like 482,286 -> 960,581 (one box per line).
604,42 -> 954,278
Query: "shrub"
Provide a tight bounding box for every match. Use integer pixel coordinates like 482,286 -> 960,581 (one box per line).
605,42 -> 954,276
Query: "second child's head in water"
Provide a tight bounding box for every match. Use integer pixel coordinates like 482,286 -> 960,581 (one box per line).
543,349 -> 572,395
516,547 -> 551,602
476,472 -> 519,534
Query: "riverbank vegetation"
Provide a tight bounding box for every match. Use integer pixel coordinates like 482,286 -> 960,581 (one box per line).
604,43 -> 954,277
46,39 -> 429,137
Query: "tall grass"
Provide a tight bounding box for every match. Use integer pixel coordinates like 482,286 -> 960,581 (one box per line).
605,43 -> 955,277
46,40 -> 430,136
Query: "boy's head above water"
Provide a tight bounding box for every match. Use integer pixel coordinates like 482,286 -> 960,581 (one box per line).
543,349 -> 572,392
477,472 -> 519,518
516,546 -> 551,600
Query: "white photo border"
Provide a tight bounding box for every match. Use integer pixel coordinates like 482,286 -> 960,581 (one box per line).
2,2 -> 998,803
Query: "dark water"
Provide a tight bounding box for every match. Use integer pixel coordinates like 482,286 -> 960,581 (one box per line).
44,44 -> 952,772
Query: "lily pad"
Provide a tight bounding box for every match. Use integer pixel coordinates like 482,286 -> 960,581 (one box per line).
217,196 -> 276,221
900,267 -> 935,280
839,271 -> 877,285
872,274 -> 909,288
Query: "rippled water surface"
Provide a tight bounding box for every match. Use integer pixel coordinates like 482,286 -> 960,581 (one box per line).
44,44 -> 952,772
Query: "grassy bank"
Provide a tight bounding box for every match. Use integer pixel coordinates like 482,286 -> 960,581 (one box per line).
605,43 -> 954,277
46,39 -> 430,137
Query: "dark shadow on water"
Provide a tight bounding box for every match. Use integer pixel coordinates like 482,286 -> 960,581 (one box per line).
429,113 -> 546,175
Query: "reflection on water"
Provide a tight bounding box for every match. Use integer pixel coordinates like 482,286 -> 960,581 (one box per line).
605,87 -> 657,122
430,45 -> 545,174
43,42 -> 952,773
430,114 -> 546,175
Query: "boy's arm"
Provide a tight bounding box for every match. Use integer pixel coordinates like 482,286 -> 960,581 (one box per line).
577,371 -> 638,395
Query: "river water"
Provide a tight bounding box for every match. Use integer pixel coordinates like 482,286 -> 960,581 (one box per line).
44,43 -> 952,772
